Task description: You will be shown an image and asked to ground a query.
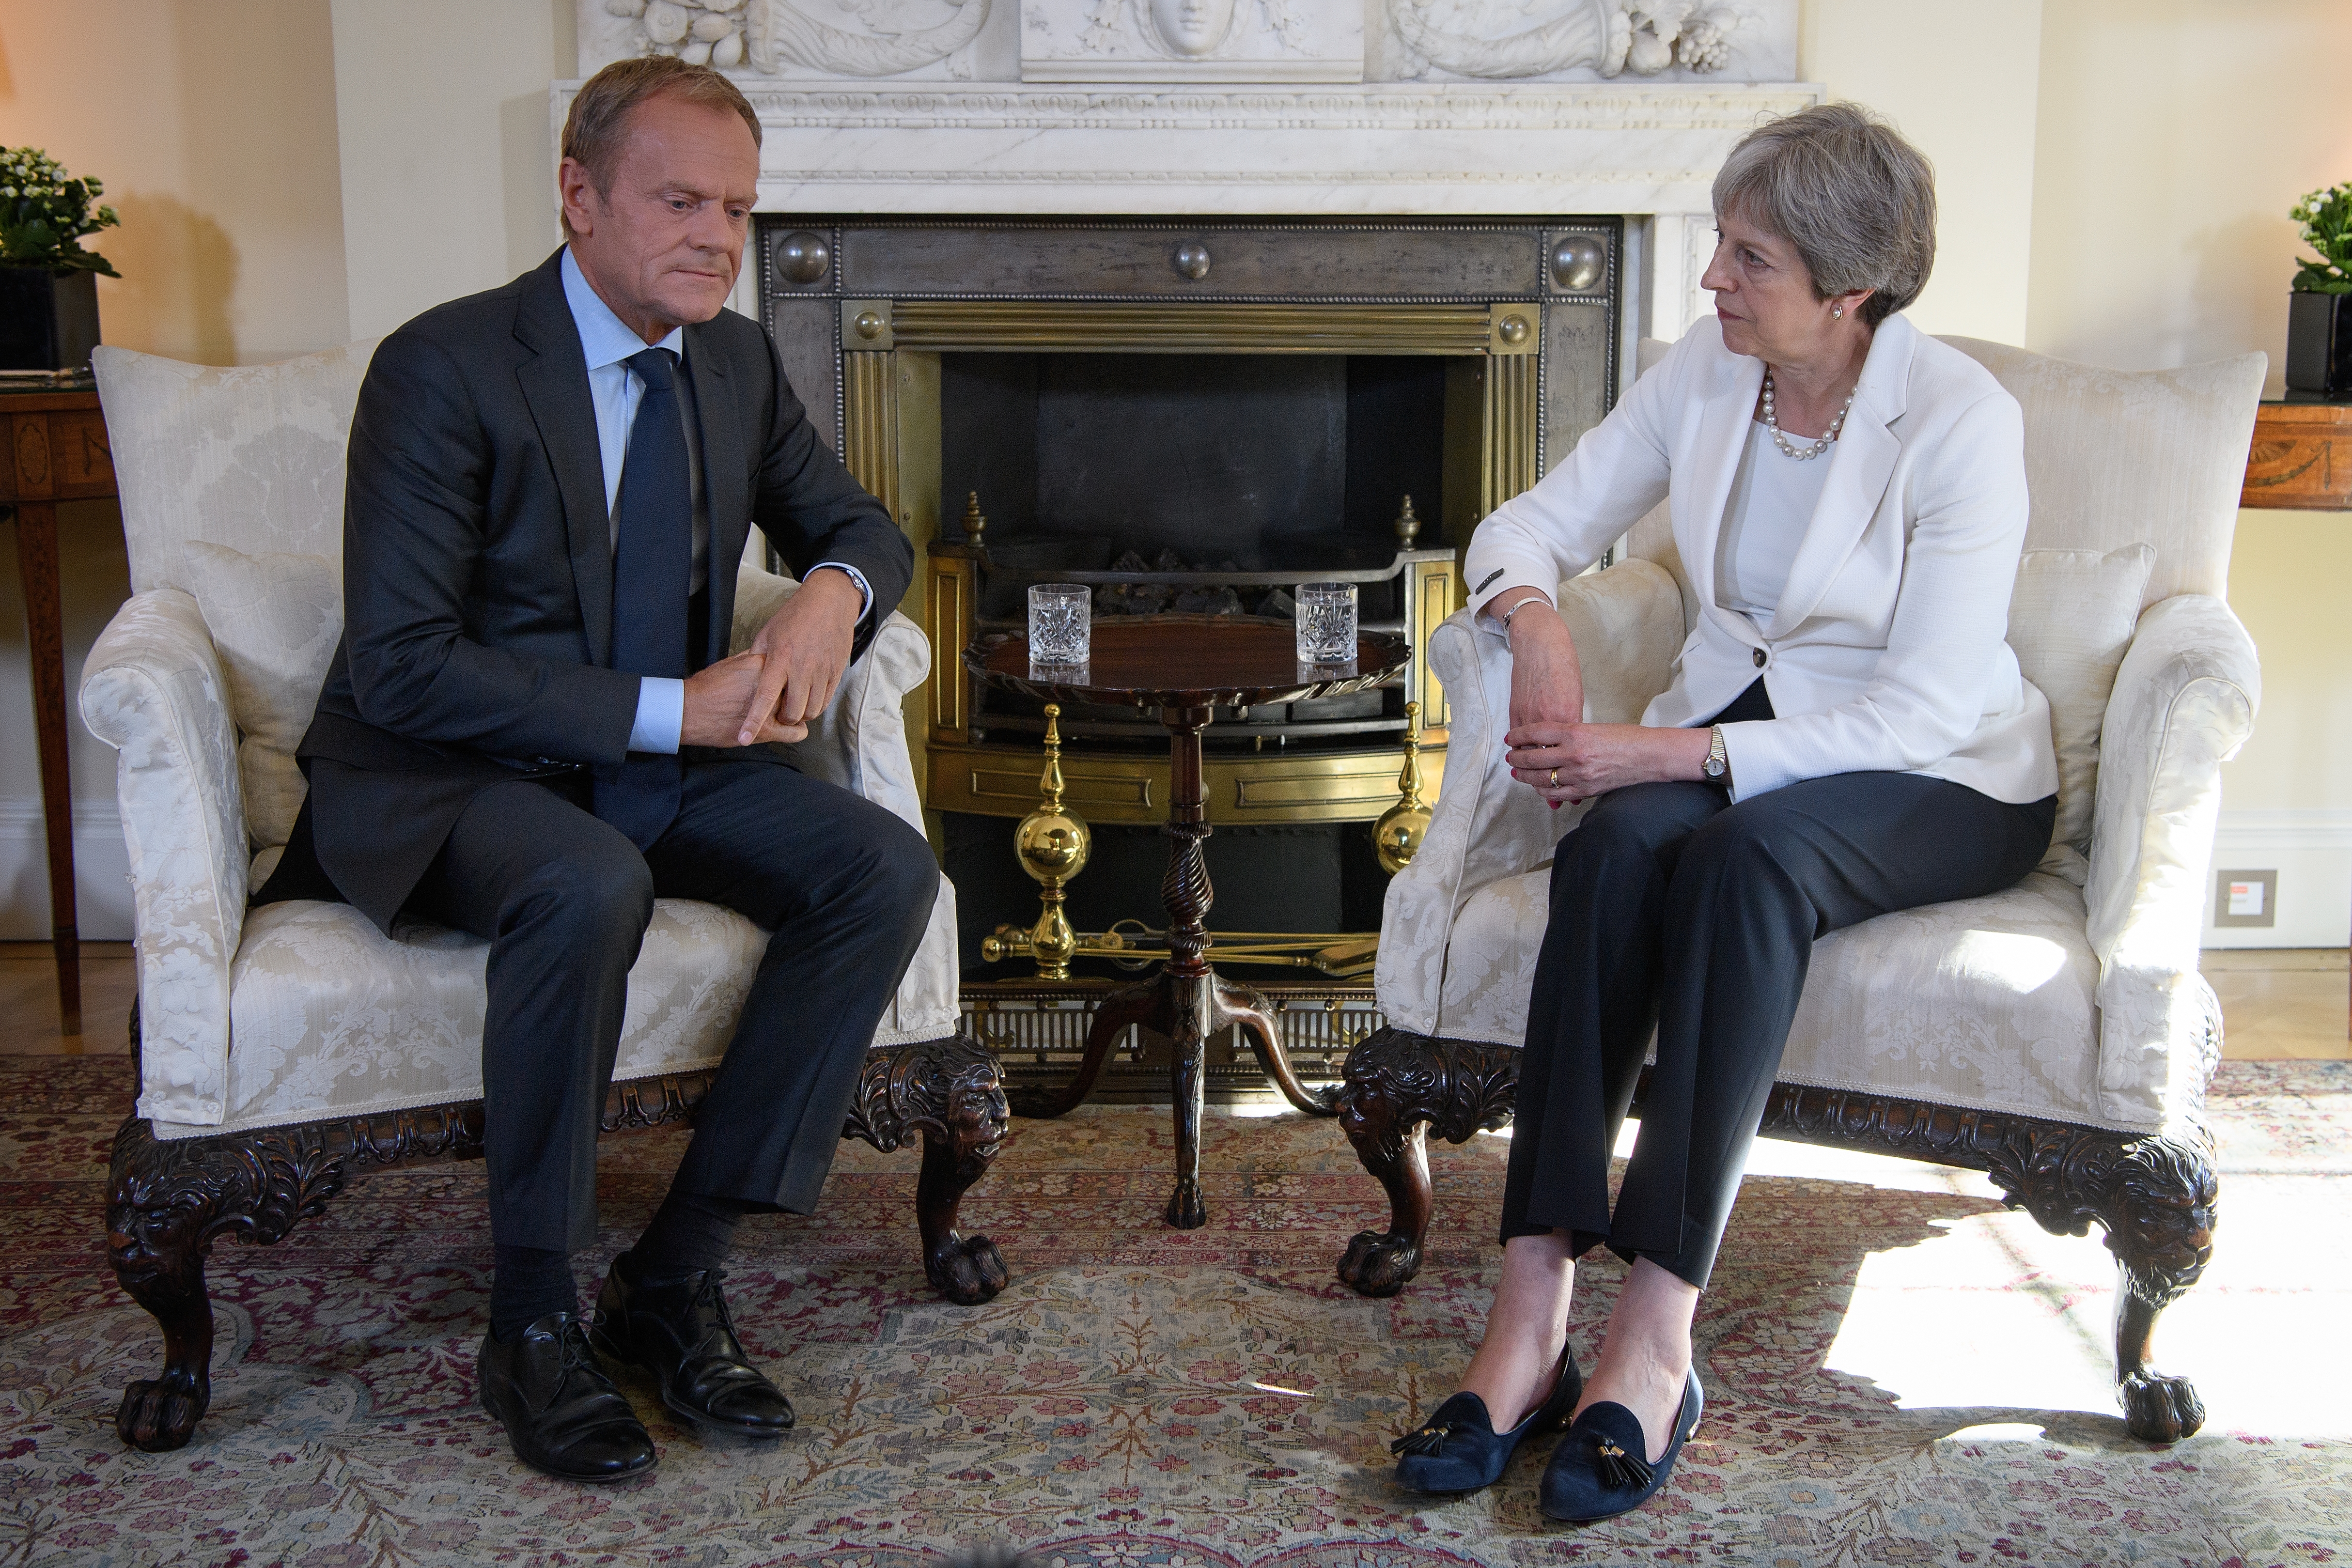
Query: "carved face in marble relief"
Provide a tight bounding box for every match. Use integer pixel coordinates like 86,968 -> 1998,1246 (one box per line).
1149,0 -> 1237,55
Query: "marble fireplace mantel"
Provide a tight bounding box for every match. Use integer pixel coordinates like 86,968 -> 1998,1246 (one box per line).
559,1 -> 1819,347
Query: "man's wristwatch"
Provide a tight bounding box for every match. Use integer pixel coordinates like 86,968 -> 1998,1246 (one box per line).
1701,724 -> 1730,786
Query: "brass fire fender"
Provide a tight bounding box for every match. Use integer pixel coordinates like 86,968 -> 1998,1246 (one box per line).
841,297 -> 1547,828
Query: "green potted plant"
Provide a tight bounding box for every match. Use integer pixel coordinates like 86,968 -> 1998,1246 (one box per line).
2286,182 -> 2352,398
0,147 -> 119,375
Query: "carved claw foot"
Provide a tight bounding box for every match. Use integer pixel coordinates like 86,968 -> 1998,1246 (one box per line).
1332,1027 -> 1519,1298
1164,1175 -> 1207,1230
845,1033 -> 1013,1304
2119,1370 -> 2206,1445
927,1233 -> 1010,1305
1979,1122 -> 2217,1443
106,1116 -> 344,1452
1337,1229 -> 1423,1299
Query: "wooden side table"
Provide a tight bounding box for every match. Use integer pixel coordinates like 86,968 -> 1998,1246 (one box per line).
1,388 -> 117,1036
967,615 -> 1411,1228
2241,399 -> 2352,510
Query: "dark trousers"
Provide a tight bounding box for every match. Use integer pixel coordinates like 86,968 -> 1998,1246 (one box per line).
1498,698 -> 2056,1289
405,756 -> 940,1253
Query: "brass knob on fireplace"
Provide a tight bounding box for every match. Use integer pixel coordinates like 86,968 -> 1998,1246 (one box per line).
775,230 -> 831,287
1173,241 -> 1213,281
1551,233 -> 1606,293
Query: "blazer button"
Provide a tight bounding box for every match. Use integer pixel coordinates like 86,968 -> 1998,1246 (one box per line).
1752,647 -> 1768,668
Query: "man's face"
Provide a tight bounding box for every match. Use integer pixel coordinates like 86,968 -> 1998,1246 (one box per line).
561,92 -> 759,342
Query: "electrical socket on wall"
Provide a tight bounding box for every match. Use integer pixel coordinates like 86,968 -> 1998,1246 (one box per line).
2212,868 -> 2278,928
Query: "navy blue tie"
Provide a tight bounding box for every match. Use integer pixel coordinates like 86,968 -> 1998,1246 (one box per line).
592,346 -> 691,849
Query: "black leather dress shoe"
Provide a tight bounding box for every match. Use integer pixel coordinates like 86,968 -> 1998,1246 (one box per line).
590,1260 -> 795,1437
477,1312 -> 658,1483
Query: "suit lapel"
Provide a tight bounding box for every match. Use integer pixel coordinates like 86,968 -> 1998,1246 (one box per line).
686,321 -> 747,668
1765,315 -> 1916,637
512,252 -> 617,666
1675,349 -> 1764,636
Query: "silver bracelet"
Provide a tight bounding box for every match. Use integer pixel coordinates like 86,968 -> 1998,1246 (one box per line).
1499,596 -> 1544,636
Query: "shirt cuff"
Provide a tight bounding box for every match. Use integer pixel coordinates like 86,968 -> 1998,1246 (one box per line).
629,676 -> 685,754
810,560 -> 874,624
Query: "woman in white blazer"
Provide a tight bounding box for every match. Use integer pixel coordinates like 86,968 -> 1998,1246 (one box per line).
1388,105 -> 2060,1521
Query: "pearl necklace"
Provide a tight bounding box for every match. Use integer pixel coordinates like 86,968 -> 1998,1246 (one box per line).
1760,373 -> 1854,460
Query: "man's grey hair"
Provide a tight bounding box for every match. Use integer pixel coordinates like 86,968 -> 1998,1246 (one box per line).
1711,102 -> 1936,326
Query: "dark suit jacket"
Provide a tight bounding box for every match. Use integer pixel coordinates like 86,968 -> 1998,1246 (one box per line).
274,248 -> 912,933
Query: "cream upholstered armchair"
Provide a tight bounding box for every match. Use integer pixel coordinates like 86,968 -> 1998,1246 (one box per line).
84,342 -> 1008,1455
1334,337 -> 2265,1445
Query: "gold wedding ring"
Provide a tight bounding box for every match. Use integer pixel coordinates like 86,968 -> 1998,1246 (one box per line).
1548,767 -> 1559,788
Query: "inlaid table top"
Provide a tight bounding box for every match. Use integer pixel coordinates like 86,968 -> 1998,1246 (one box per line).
964,613 -> 1411,710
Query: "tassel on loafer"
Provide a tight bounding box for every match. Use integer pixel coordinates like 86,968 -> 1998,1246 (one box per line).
1390,1346 -> 1582,1494
1539,1367 -> 1704,1522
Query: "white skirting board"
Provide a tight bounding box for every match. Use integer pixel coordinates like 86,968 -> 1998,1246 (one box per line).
2202,809 -> 2352,950
0,798 -> 134,942
2,798 -> 2343,952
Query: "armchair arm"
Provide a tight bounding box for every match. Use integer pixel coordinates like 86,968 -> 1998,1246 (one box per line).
1375,559 -> 1685,1032
2084,592 -> 2260,1128
731,561 -> 954,1042
78,590 -> 247,1127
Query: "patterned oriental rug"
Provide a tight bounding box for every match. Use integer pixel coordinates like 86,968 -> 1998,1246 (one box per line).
0,1058 -> 2346,1568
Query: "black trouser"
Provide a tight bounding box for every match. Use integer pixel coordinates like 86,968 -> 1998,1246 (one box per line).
405,756 -> 940,1253
1498,688 -> 2056,1289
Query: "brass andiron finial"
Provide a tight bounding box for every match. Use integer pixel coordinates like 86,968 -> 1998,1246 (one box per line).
1394,495 -> 1421,547
1012,703 -> 1091,978
961,491 -> 988,547
1374,700 -> 1433,875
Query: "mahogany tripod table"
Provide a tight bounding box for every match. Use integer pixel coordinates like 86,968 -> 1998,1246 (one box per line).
966,614 -> 1411,1228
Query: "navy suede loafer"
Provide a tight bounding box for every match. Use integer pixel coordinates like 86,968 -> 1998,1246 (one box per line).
1539,1367 -> 1704,1522
1390,1346 -> 1582,1495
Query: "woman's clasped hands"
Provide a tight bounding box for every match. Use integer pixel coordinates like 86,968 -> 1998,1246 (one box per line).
1498,593 -> 1714,807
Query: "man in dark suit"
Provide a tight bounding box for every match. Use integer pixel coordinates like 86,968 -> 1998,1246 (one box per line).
261,57 -> 938,1482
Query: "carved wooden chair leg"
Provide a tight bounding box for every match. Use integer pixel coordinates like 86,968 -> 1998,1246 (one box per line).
1333,1027 -> 1520,1299
842,1033 -> 1012,1306
2097,1134 -> 2219,1443
105,1116 -> 347,1452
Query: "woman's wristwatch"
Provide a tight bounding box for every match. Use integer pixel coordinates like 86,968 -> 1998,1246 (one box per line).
1702,724 -> 1730,786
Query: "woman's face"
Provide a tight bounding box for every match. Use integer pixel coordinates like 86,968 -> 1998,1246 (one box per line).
1700,210 -> 1866,366
1151,0 -> 1236,55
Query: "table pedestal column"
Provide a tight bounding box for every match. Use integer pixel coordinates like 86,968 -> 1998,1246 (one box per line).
1007,704 -> 1337,1230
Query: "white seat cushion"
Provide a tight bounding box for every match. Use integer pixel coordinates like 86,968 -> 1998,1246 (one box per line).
1432,868 -> 2110,1129
1780,872 -> 2103,1126
151,897 -> 772,1138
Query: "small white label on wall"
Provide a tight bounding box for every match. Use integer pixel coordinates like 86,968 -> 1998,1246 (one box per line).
2212,867 -> 2278,930
2228,880 -> 2265,917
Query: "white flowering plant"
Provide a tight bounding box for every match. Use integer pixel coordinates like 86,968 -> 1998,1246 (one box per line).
2290,182 -> 2352,295
0,147 -> 120,278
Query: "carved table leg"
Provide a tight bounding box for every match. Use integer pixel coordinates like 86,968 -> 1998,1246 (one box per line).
105,1116 -> 346,1450
1334,1027 -> 1521,1298
1221,974 -> 1339,1117
843,1034 -> 1012,1304
1981,1120 -> 2219,1444
1006,974 -> 1165,1121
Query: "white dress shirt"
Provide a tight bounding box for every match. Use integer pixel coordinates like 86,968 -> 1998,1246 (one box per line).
560,248 -> 871,754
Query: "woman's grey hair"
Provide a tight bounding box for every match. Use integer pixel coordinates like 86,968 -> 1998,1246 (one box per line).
1711,102 -> 1936,326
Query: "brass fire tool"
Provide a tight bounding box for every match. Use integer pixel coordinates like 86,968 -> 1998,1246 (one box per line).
1373,700 -> 1433,875
1006,703 -> 1090,980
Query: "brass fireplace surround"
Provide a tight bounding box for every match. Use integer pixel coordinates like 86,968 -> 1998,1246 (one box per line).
756,215 -> 1623,836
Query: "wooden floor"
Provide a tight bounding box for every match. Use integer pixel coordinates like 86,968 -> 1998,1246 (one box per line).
2,940 -> 2346,1061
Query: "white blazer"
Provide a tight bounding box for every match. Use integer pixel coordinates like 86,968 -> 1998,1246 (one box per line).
1464,313 -> 2059,806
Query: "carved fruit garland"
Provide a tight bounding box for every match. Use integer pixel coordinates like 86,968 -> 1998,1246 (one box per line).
607,0 -> 992,77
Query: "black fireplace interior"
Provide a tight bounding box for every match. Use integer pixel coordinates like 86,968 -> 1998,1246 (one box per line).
938,349 -> 1450,975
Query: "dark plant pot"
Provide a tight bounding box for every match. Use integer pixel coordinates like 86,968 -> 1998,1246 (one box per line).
0,266 -> 101,373
2284,290 -> 2352,398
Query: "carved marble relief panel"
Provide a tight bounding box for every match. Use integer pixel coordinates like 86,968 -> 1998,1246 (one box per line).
575,0 -> 1797,83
